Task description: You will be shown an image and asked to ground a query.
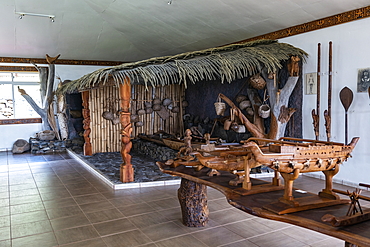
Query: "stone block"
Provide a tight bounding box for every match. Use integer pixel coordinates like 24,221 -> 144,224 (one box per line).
12,139 -> 30,154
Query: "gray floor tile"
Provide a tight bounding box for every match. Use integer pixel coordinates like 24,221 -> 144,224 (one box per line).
55,225 -> 100,245
224,218 -> 274,238
128,211 -> 171,228
74,193 -> 107,205
248,230 -> 307,247
11,210 -> 49,225
60,237 -> 107,247
102,230 -> 152,247
141,221 -> 189,242
0,240 -> 10,247
117,202 -> 156,217
155,234 -> 208,247
50,213 -> 91,231
46,205 -> 83,220
79,200 -> 115,214
192,226 -> 245,246
220,239 -> 259,247
11,232 -> 58,247
85,208 -> 125,224
93,218 -> 137,236
11,220 -> 53,238
0,227 -> 10,242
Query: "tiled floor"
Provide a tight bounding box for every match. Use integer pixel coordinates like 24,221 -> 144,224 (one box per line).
0,151 -> 356,246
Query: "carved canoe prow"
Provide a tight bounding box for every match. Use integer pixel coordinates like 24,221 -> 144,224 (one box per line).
193,152 -> 243,171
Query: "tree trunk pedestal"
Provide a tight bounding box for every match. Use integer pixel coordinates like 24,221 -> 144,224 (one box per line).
178,178 -> 209,227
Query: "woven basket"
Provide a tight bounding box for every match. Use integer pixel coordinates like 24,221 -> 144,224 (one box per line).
258,104 -> 270,118
214,98 -> 226,116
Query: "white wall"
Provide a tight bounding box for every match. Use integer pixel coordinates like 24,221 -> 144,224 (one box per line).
0,64 -> 107,150
280,18 -> 370,186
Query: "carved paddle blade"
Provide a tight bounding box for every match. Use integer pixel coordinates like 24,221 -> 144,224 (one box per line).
339,87 -> 353,112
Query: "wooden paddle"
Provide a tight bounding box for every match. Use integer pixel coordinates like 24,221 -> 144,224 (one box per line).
339,87 -> 353,144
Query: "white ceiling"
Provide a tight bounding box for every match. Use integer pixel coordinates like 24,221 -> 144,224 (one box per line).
1,0 -> 369,63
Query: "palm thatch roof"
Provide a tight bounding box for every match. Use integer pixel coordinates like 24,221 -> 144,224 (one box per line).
58,39 -> 307,94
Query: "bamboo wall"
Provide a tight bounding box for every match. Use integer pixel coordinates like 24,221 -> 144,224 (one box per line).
89,86 -> 121,154
131,84 -> 185,138
88,84 -> 185,154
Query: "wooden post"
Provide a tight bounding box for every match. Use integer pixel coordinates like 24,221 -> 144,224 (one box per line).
119,79 -> 134,183
178,178 -> 209,227
312,43 -> 321,141
81,91 -> 92,156
319,164 -> 340,200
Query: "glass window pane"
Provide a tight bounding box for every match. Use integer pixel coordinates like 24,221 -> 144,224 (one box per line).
0,73 -> 12,82
13,73 -> 40,82
13,84 -> 42,119
0,84 -> 14,119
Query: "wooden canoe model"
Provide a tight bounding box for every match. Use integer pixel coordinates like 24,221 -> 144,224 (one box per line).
243,137 -> 359,174
242,136 -> 359,214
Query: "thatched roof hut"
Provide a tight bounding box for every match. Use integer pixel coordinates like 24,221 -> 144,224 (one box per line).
58,39 -> 307,94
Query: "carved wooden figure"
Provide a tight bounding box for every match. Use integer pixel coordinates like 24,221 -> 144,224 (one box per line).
119,79 -> 134,183
81,91 -> 92,156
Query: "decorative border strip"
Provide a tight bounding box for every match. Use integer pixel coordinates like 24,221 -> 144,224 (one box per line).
0,57 -> 124,66
0,118 -> 42,125
239,6 -> 370,42
0,66 -> 38,72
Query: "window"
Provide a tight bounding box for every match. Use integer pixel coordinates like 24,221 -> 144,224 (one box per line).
0,72 -> 41,119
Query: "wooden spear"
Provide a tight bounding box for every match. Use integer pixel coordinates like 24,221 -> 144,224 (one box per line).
312,43 -> 321,140
324,41 -> 333,142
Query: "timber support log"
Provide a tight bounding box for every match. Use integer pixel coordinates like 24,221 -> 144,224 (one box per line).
178,178 -> 209,227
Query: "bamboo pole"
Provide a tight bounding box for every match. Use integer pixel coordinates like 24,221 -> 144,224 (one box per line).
91,89 -> 97,154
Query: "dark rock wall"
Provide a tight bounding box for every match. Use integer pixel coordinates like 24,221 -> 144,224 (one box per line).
184,66 -> 303,139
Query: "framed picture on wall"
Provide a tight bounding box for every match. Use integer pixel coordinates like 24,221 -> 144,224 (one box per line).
357,68 -> 370,92
305,72 -> 317,95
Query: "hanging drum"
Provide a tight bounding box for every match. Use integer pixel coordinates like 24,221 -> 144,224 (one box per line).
249,73 -> 266,90
258,104 -> 271,118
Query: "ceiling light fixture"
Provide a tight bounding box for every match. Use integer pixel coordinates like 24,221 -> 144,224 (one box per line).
168,0 -> 173,4
15,12 -> 55,22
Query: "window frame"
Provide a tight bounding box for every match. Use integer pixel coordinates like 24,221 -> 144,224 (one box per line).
0,71 -> 42,124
